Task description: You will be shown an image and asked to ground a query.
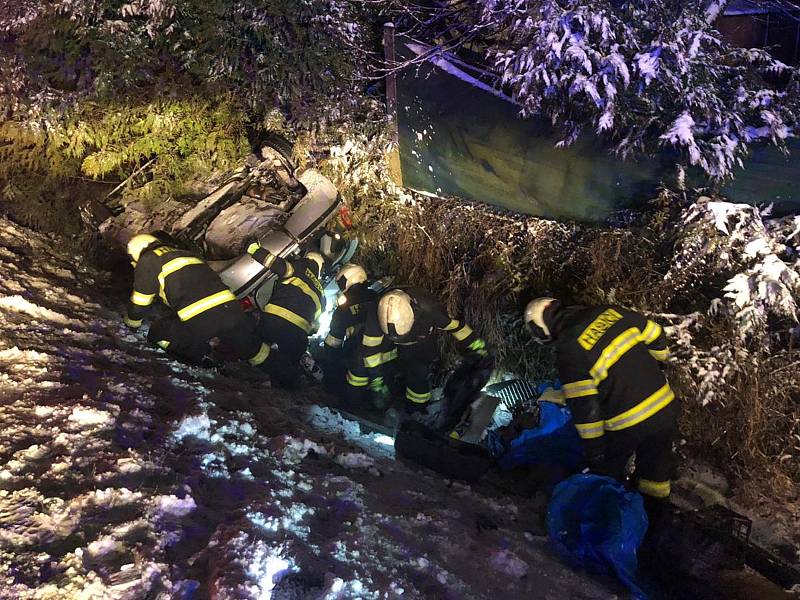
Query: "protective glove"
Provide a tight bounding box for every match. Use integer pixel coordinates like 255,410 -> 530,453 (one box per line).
466,338 -> 490,359
123,314 -> 142,329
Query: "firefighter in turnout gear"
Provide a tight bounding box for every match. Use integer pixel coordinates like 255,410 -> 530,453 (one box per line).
350,287 -> 490,412
247,242 -> 326,387
124,233 -> 271,367
324,264 -> 371,352
319,264 -> 380,394
524,298 -> 679,503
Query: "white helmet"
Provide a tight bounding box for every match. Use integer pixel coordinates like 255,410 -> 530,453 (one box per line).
378,289 -> 415,339
304,251 -> 325,277
127,233 -> 159,265
335,263 -> 367,293
524,297 -> 558,343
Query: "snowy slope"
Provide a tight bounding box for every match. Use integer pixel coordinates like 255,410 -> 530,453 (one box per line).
0,219 -> 611,599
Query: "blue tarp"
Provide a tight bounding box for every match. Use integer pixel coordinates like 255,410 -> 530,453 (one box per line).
496,401 -> 585,473
547,474 -> 649,599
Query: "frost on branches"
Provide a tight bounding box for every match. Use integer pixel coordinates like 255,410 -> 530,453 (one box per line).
404,0 -> 799,180
664,195 -> 800,405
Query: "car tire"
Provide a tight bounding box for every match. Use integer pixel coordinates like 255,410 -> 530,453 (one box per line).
260,133 -> 296,171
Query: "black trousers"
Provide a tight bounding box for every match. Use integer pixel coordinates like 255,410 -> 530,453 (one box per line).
148,301 -> 262,364
256,313 -> 309,388
344,337 -> 438,407
397,338 -> 438,405
598,399 -> 680,499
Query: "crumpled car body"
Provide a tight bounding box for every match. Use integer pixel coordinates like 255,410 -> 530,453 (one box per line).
83,140 -> 356,310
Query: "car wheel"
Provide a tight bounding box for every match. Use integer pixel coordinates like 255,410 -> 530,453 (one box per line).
260,133 -> 296,171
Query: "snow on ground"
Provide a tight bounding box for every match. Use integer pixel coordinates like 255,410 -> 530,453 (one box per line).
0,219 -> 613,598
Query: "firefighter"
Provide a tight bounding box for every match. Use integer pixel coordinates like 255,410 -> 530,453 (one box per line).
246,242 -> 326,387
124,233 -> 270,368
317,264 -> 384,395
350,286 -> 491,413
324,263 -> 371,352
524,297 -> 679,505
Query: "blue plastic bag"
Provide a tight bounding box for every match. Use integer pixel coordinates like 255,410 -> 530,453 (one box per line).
496,401 -> 585,473
546,474 -> 649,598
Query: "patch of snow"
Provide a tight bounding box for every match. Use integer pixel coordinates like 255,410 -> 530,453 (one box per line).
244,540 -> 295,599
707,200 -> 750,235
335,452 -> 376,470
87,537 -> 120,558
172,413 -> 212,442
68,407 -> 113,427
155,494 -> 196,518
282,437 -> 328,464
0,346 -> 50,364
306,405 -> 395,460
489,548 -> 529,578
0,295 -> 69,324
34,405 -> 55,417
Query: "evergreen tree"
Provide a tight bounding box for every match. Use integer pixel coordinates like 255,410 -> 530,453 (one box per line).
386,0 -> 800,179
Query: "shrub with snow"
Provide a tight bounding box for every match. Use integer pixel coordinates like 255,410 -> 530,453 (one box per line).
388,0 -> 799,179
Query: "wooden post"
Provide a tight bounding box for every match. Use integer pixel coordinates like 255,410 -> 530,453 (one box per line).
383,22 -> 399,145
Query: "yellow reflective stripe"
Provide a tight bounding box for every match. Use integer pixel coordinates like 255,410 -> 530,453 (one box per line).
157,257 -> 204,302
442,319 -> 460,331
381,349 -> 398,363
562,379 -> 598,399
346,371 -> 369,387
575,421 -> 605,439
364,349 -> 397,368
261,253 -> 276,268
605,383 -> 674,431
642,320 -> 662,344
649,348 -> 670,361
638,479 -> 671,498
588,327 -> 645,384
406,387 -> 431,404
123,315 -> 143,328
247,242 -> 259,254
325,335 -> 343,348
248,343 -> 271,366
156,340 -> 170,349
284,263 -> 294,278
364,353 -> 382,368
362,334 -> 384,347
285,277 -> 322,318
452,325 -> 473,341
131,291 -> 155,306
177,290 -> 236,321
265,304 -> 312,333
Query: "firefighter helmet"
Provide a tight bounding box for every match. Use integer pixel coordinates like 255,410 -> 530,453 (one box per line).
524,297 -> 558,343
378,289 -> 415,339
127,233 -> 159,265
335,263 -> 367,293
304,251 -> 325,278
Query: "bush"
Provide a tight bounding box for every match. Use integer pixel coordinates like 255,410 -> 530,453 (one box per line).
320,133 -> 800,502
0,0 -> 376,232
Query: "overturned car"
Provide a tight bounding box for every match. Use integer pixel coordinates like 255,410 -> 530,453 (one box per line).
82,137 -> 356,310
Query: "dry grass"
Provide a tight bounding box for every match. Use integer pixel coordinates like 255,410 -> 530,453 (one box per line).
328,145 -> 800,503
